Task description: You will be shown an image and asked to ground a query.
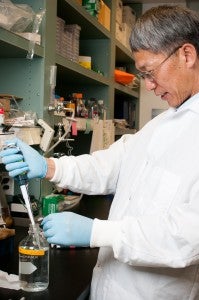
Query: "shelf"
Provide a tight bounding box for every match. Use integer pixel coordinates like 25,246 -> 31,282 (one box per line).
0,0 -> 141,200
56,54 -> 110,86
57,0 -> 111,39
0,28 -> 44,58
114,82 -> 139,98
115,40 -> 133,64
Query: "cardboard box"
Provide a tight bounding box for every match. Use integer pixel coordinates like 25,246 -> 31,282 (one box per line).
123,22 -> 133,51
0,94 -> 22,119
122,5 -> 136,26
0,98 -> 10,112
98,0 -> 111,31
116,0 -> 123,25
115,21 -> 125,45
4,112 -> 10,120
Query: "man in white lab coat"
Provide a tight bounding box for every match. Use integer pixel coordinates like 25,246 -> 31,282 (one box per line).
1,5 -> 199,299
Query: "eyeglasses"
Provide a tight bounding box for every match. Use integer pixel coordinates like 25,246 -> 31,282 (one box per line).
137,46 -> 181,82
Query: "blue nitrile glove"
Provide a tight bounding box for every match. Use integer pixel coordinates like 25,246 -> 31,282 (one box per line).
0,138 -> 47,179
41,212 -> 93,247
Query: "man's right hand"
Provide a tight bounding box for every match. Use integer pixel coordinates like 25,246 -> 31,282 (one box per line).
0,138 -> 47,179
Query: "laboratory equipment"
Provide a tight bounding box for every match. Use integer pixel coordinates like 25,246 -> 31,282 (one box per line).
49,65 -> 57,105
2,143 -> 49,291
19,223 -> 49,291
37,118 -> 55,152
2,143 -> 41,244
46,106 -> 76,155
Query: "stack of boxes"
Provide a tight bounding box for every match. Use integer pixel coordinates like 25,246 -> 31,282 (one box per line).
56,2 -> 134,61
56,17 -> 65,56
65,24 -> 81,62
115,0 -> 124,45
56,17 -> 81,63
122,5 -> 136,51
116,0 -> 136,51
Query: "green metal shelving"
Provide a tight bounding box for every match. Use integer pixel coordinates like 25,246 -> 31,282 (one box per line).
0,0 -> 139,198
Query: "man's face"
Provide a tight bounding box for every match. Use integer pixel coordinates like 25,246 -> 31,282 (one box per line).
134,47 -> 194,108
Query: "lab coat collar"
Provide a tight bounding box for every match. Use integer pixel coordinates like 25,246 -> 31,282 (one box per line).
174,92 -> 199,114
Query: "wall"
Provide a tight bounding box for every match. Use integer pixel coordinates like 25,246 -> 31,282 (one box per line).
187,1 -> 199,11
139,80 -> 168,129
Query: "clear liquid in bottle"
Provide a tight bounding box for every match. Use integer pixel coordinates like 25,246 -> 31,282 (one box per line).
18,223 -> 49,292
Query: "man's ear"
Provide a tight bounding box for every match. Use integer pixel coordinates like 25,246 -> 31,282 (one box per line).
179,43 -> 197,68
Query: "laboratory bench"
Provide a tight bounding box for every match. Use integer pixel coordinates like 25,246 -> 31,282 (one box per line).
0,195 -> 112,300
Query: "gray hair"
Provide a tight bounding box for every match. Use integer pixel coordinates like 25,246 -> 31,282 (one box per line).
130,5 -> 199,55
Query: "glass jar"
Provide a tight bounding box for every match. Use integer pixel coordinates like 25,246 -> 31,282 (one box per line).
18,223 -> 49,292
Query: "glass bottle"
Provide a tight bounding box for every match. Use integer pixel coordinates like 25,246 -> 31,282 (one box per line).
66,94 -> 76,116
91,98 -> 99,119
18,223 -> 49,292
73,93 -> 83,117
98,100 -> 106,120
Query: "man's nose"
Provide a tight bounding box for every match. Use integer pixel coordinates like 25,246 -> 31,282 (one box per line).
144,78 -> 157,91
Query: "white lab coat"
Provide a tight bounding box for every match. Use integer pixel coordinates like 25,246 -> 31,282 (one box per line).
51,93 -> 199,300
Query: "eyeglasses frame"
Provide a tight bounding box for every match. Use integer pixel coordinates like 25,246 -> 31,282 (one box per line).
137,46 -> 182,81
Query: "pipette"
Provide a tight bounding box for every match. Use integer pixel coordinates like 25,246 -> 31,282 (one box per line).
3,143 -> 40,247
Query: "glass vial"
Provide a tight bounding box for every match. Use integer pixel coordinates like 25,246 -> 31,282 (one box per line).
18,224 -> 49,292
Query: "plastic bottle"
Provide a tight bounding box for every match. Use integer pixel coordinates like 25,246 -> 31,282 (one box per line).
18,224 -> 49,292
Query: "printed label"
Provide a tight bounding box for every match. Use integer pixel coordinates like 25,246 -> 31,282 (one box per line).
19,261 -> 37,274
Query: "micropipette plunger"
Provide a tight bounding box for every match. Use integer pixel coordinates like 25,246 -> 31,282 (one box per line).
3,143 -> 40,247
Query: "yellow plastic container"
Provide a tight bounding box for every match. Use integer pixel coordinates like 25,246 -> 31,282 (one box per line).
79,56 -> 91,69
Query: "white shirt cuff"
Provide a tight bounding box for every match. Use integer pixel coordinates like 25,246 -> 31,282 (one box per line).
90,218 -> 121,248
